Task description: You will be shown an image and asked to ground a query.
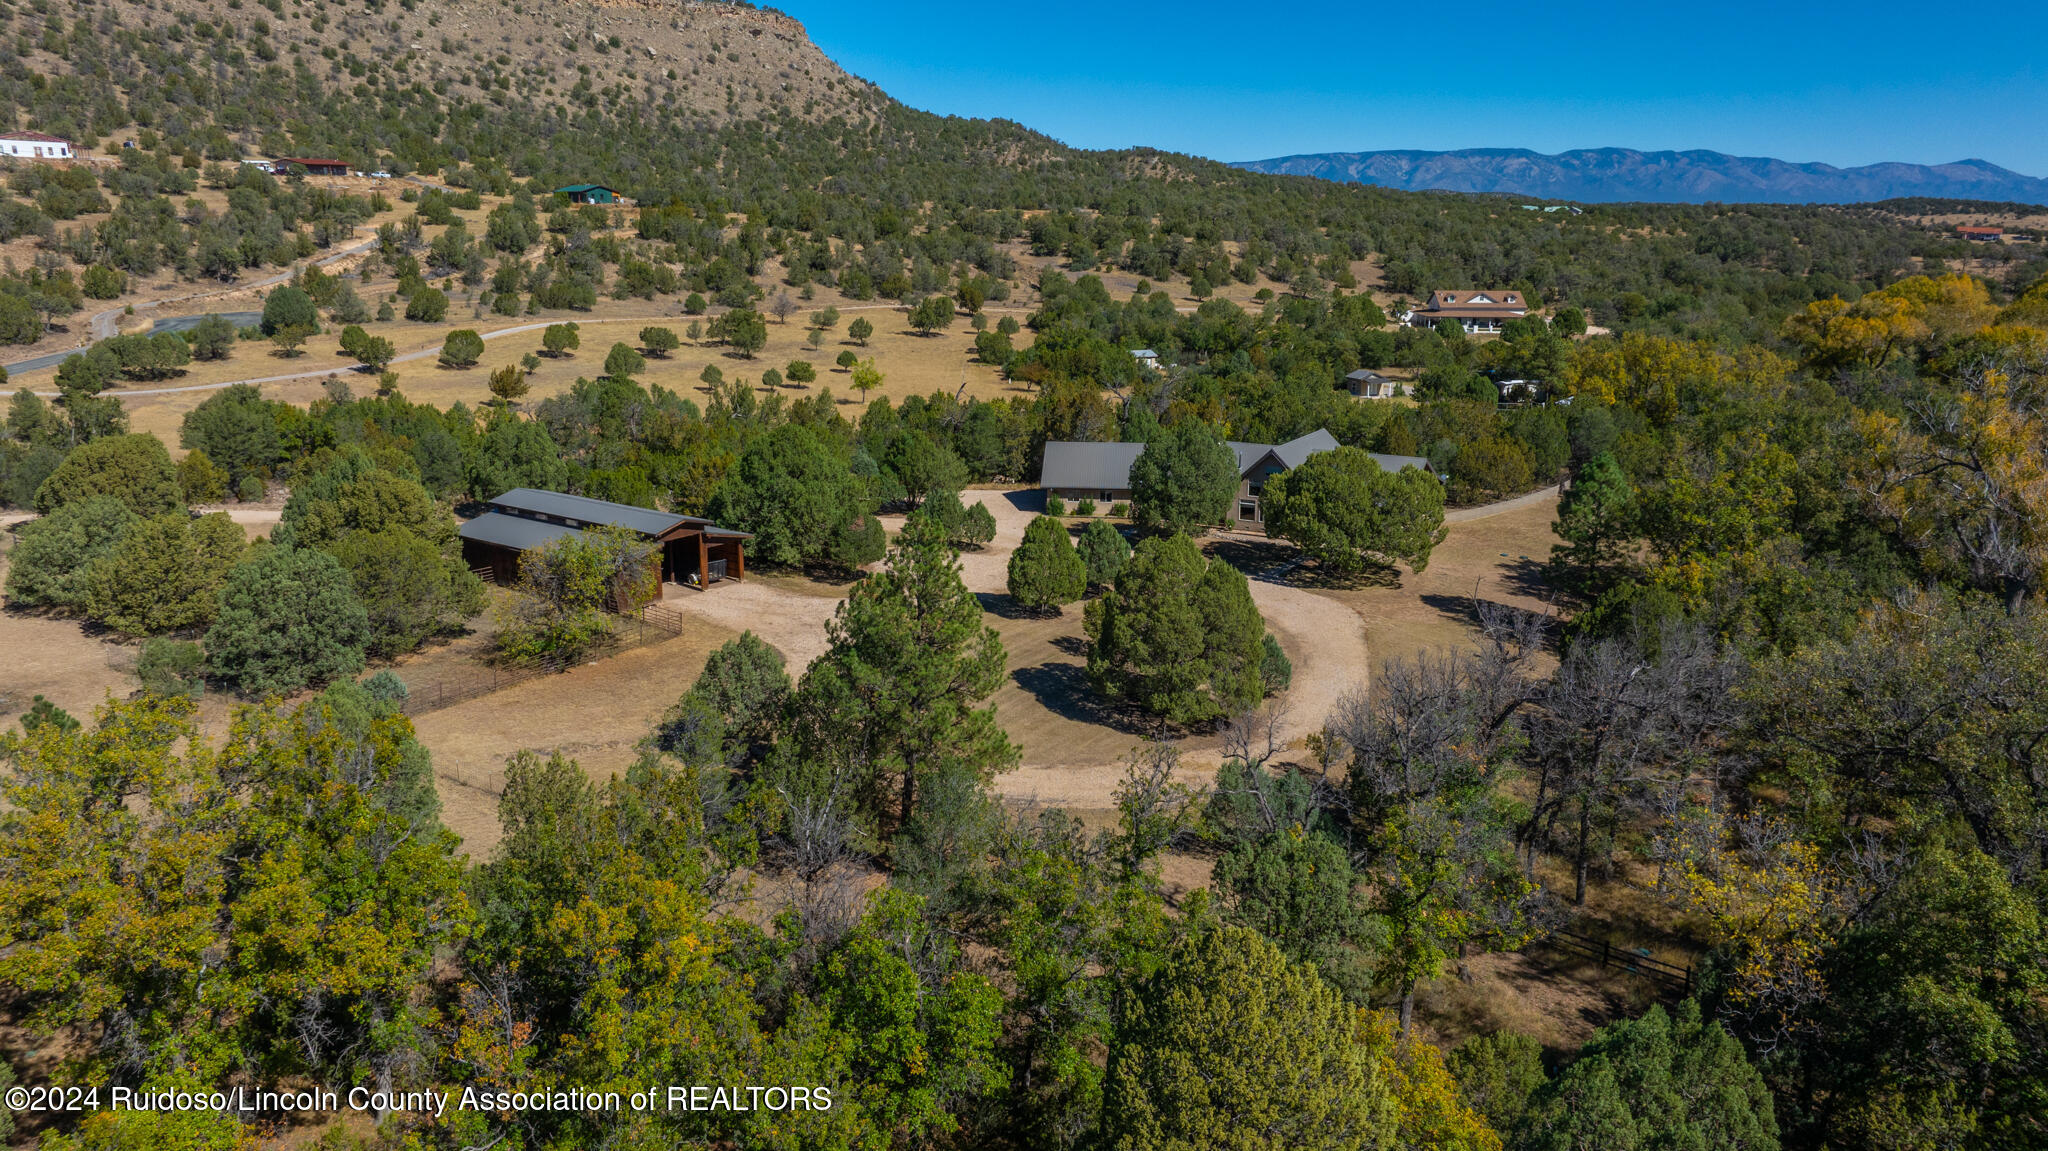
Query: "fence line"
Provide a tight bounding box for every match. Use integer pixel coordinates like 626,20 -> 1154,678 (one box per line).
1542,928 -> 1695,996
397,601 -> 692,718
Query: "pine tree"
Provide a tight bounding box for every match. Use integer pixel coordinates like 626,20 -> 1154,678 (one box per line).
204,547 -> 369,696
1008,514 -> 1087,613
787,513 -> 1017,840
1128,420 -> 1239,537
1078,517 -> 1133,589
1263,446 -> 1448,573
1548,451 -> 1636,595
1086,533 -> 1265,724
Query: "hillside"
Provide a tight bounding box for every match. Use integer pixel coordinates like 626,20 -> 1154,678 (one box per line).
1235,147 -> 2048,206
1,0 -> 885,161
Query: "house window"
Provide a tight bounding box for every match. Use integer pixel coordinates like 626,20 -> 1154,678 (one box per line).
1239,500 -> 1257,520
1101,491 -> 1113,502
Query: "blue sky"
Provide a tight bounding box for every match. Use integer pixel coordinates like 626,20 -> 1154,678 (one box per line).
791,1 -> 2048,175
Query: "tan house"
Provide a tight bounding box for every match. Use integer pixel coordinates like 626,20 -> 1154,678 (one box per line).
1344,369 -> 1401,398
1041,430 -> 1430,531
1402,289 -> 1529,333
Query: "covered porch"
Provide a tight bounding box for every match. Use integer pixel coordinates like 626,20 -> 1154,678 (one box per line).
658,525 -> 750,592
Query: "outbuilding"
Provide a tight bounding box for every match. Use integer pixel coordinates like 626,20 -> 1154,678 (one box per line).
275,157 -> 350,176
0,131 -> 73,160
555,183 -> 621,204
459,488 -> 750,595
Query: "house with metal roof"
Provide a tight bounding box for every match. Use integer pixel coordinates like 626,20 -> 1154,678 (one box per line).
1343,369 -> 1401,399
1400,289 -> 1530,333
459,488 -> 751,592
555,183 -> 621,204
1041,430 -> 1430,531
0,131 -> 72,160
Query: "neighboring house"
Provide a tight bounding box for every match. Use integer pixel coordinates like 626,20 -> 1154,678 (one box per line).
1131,349 -> 1160,370
0,131 -> 73,159
276,157 -> 349,176
1041,429 -> 1430,531
556,183 -> 621,204
1402,289 -> 1529,333
1957,225 -> 2004,242
458,488 -> 751,595
1496,378 -> 1544,405
1344,369 -> 1401,399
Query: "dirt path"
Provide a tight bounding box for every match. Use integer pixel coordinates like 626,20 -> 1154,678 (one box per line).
655,578 -> 846,672
1448,484 -> 1559,523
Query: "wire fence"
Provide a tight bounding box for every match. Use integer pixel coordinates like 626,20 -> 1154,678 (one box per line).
1542,928 -> 1695,996
397,602 -> 690,717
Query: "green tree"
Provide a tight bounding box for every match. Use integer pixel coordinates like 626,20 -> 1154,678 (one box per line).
787,360 -> 817,384
1522,1001 -> 1777,1151
884,429 -> 966,507
1101,925 -> 1398,1151
724,307 -> 768,357
2,495 -> 137,610
1214,828 -> 1373,997
658,630 -> 789,759
83,512 -> 244,635
1446,1031 -> 1547,1143
177,448 -> 229,503
179,384 -> 279,486
495,526 -> 655,662
1008,514 -> 1087,613
910,294 -> 956,336
35,433 -> 183,516
488,364 -> 529,405
1129,421 -> 1239,537
329,529 -> 487,657
850,357 -> 884,399
268,324 -> 313,358
603,341 -> 646,380
639,326 -> 680,357
541,322 -> 580,356
205,547 -> 369,695
848,316 -> 874,345
836,348 -> 860,370
405,285 -> 449,322
1086,533 -> 1266,724
187,314 -> 238,361
1548,451 -> 1636,596
1078,517 -> 1133,589
348,330 -> 396,373
260,285 -> 317,336
439,328 -> 485,368
1262,447 -> 1448,573
707,424 -> 874,568
786,512 -> 1017,842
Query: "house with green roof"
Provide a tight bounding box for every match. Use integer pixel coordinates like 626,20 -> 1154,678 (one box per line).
555,183 -> 620,204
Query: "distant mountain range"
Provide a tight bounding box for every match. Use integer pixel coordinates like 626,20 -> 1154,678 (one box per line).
1232,148 -> 2048,206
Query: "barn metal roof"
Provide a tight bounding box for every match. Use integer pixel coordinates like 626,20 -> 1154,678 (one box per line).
487,488 -> 693,537
457,512 -> 584,551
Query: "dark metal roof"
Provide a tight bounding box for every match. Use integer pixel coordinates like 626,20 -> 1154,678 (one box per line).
1040,441 -> 1148,491
488,488 -> 691,537
458,512 -> 583,551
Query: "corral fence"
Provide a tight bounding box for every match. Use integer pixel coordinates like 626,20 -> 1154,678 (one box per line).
397,599 -> 692,718
1543,928 -> 1695,996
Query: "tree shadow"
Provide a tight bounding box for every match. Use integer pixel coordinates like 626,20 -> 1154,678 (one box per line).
1010,661 -> 1160,737
1050,634 -> 1089,657
1498,556 -> 1553,600
975,591 -> 1052,621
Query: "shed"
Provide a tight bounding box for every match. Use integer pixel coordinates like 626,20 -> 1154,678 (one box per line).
459,488 -> 750,595
1343,369 -> 1400,398
556,183 -> 621,204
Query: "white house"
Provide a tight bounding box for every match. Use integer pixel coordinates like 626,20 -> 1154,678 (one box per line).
0,131 -> 73,160
1130,348 -> 1160,370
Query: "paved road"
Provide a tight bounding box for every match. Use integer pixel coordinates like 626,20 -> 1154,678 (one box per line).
4,235 -> 378,376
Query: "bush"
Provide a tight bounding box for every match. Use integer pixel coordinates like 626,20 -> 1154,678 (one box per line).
1045,494 -> 1067,516
205,546 -> 369,696
439,328 -> 485,368
2,495 -> 136,610
1260,633 -> 1292,695
35,434 -> 184,517
237,474 -> 267,502
138,637 -> 205,699
20,695 -> 79,734
187,314 -> 238,361
405,285 -> 449,322
639,326 -> 679,357
1075,498 -> 1097,516
1111,502 -> 1129,517
81,264 -> 128,299
178,448 -> 229,503
261,285 -> 317,335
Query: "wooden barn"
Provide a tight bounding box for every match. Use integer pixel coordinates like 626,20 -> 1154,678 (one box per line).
459,488 -> 749,595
